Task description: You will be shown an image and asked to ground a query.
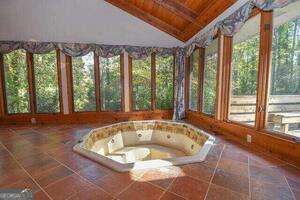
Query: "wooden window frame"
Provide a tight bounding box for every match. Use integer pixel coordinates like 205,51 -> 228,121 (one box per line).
97,54 -> 124,112
1,50 -> 32,115
201,36 -> 220,118
128,56 -> 133,112
225,10 -> 263,129
129,54 -> 152,112
154,53 -> 176,111
0,54 -> 6,117
219,35 -> 233,121
68,52 -> 98,113
0,50 -> 63,116
186,47 -> 202,112
120,53 -> 125,112
151,53 -> 156,111
255,11 -> 273,131
31,50 -> 63,114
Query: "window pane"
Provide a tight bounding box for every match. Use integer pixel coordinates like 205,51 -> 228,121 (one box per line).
156,55 -> 174,109
189,49 -> 199,111
203,39 -> 218,115
267,1 -> 300,138
132,57 -> 151,110
72,52 -> 96,112
100,56 -> 121,111
228,14 -> 261,125
3,50 -> 30,114
34,51 -> 60,113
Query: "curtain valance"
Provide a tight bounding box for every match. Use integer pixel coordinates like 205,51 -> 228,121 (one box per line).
0,41 -> 176,59
185,0 -> 295,57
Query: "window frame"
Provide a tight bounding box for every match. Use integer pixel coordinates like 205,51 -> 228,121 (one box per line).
187,47 -> 202,112
202,38 -> 220,117
68,52 -> 97,113
129,55 -> 152,112
154,53 -> 175,111
262,9 -> 300,140
32,50 -> 63,114
98,54 -> 124,112
187,36 -> 220,118
1,50 -> 32,115
129,53 -> 175,112
225,10 -> 262,128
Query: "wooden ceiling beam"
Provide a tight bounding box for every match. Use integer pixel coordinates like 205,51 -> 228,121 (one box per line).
152,0 -> 199,24
181,0 -> 236,41
104,0 -> 185,41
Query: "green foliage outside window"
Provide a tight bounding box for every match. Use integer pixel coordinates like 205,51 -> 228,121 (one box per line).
271,18 -> 300,95
189,49 -> 199,111
132,57 -> 151,110
3,50 -> 30,114
232,35 -> 259,96
203,51 -> 217,115
156,55 -> 174,109
72,52 -> 96,112
34,51 -> 60,113
100,56 -> 121,111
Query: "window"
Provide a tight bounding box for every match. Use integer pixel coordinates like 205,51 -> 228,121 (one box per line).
266,1 -> 300,138
3,50 -> 30,114
100,56 -> 121,111
132,57 -> 151,110
203,39 -> 218,115
189,49 -> 199,111
34,51 -> 60,113
72,52 -> 96,112
228,13 -> 261,125
156,55 -> 174,109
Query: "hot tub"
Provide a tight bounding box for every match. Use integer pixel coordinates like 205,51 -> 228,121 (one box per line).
73,120 -> 214,172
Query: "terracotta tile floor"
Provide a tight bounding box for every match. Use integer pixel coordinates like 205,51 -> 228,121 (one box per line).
0,123 -> 299,200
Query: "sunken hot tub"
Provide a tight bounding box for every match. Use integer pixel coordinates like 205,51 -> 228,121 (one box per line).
74,120 -> 214,172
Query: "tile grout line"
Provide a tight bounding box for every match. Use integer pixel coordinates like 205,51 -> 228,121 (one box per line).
203,144 -> 225,200
157,170 -> 186,200
37,169 -> 75,191
44,152 -> 115,198
113,171 -> 146,198
0,142 -> 53,200
284,175 -> 297,200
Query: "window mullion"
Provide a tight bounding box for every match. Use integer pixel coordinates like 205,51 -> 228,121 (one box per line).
120,53 -> 125,112
128,56 -> 133,112
27,52 -> 36,114
0,54 -> 6,116
151,53 -> 156,111
65,55 -> 74,114
94,53 -> 101,112
255,11 -> 273,130
56,50 -> 63,114
221,36 -> 233,121
198,48 -> 205,113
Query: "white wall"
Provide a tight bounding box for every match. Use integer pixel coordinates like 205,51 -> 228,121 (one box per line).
0,0 -> 257,47
0,0 -> 183,47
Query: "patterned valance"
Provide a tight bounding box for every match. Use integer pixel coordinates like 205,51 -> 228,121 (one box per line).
0,41 -> 176,59
185,0 -> 295,57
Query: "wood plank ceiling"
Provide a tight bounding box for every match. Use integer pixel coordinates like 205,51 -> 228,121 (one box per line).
104,0 -> 237,42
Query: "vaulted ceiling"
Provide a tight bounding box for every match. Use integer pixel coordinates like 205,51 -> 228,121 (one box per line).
104,0 -> 237,42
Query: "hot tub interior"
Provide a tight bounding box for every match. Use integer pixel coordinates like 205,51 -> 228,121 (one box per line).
74,120 -> 214,171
